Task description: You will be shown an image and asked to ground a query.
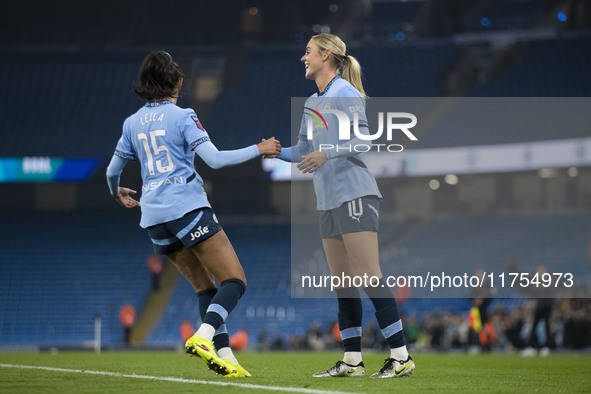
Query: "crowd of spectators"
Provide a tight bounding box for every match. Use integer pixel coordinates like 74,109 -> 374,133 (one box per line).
254,298 -> 591,353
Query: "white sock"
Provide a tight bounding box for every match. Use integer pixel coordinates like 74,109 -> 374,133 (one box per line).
343,352 -> 362,366
390,345 -> 409,361
196,323 -> 216,342
218,347 -> 238,364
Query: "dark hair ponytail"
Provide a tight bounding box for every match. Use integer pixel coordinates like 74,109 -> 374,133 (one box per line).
133,51 -> 184,101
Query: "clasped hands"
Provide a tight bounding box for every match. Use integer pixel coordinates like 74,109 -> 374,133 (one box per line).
261,137 -> 327,174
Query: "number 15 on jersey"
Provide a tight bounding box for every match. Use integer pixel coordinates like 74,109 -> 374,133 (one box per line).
138,129 -> 175,175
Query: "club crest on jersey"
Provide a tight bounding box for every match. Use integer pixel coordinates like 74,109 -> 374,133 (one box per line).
191,115 -> 205,131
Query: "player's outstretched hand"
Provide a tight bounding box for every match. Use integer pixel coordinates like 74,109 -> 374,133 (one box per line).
298,150 -> 327,174
113,187 -> 141,208
258,137 -> 281,158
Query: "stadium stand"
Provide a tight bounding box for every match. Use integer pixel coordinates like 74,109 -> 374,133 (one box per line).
466,37 -> 591,97
7,34 -> 591,157
204,40 -> 457,150
0,52 -> 143,157
0,40 -> 459,158
2,0 -> 591,352
0,211 -> 152,347
205,49 -> 310,149
463,0 -> 559,33
4,210 -> 583,348
143,212 -> 591,347
7,35 -> 591,158
366,1 -> 424,39
380,212 -> 591,291
358,41 -> 457,97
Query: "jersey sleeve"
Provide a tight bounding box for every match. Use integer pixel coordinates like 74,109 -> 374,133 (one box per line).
277,134 -> 312,163
182,111 -> 211,151
106,155 -> 128,196
289,112 -> 312,161
194,140 -> 259,169
114,118 -> 137,160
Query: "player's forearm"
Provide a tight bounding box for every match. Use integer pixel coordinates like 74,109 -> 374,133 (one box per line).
278,138 -> 309,163
195,141 -> 259,169
106,155 -> 128,196
278,147 -> 292,162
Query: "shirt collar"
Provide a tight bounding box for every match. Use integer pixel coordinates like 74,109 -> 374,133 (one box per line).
145,100 -> 174,107
318,74 -> 340,97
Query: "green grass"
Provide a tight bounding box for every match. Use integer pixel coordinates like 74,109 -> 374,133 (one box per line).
0,351 -> 590,393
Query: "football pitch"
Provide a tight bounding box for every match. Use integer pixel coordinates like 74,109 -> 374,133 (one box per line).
1,351 -> 590,393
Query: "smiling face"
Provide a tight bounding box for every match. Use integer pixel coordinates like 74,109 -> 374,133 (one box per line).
301,39 -> 327,80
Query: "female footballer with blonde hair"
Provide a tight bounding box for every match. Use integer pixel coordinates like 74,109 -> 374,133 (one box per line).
276,33 -> 415,378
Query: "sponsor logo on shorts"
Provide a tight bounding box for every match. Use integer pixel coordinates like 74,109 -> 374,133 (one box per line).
348,198 -> 363,223
190,225 -> 209,241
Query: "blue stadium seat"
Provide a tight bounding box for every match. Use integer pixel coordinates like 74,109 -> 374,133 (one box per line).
0,211 -> 152,346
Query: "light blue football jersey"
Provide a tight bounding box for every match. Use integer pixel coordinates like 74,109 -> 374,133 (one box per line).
300,76 -> 382,211
114,101 -> 211,228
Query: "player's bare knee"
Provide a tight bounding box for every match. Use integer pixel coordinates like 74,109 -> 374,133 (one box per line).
194,277 -> 217,292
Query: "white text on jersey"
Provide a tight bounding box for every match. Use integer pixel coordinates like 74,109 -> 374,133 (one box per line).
140,112 -> 164,125
142,176 -> 185,192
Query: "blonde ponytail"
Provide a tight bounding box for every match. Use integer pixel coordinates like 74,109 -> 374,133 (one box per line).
341,54 -> 366,99
311,33 -> 367,99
